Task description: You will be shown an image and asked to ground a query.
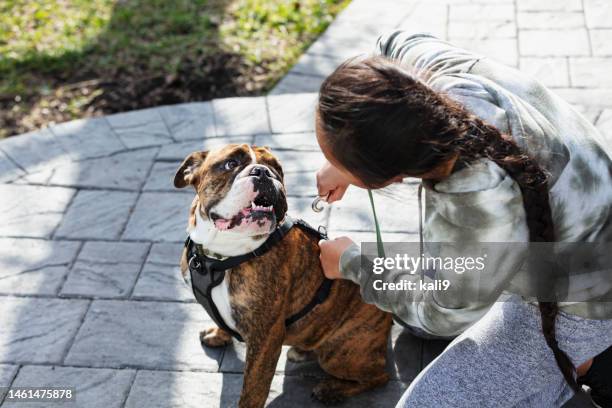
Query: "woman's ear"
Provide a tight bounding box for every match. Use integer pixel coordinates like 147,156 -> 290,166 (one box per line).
174,151 -> 208,188
419,153 -> 460,180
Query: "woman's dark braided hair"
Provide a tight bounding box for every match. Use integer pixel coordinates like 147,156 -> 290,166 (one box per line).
317,56 -> 579,391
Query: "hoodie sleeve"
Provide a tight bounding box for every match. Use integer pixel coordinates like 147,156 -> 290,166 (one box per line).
375,31 -> 513,134
375,31 -> 482,77
338,159 -> 530,337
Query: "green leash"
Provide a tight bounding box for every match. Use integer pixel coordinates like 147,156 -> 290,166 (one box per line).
367,189 -> 385,258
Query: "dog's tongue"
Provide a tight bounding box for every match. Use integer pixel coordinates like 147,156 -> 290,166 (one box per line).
214,218 -> 232,230
213,207 -> 252,230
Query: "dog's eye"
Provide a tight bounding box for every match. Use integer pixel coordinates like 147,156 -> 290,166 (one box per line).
223,159 -> 239,171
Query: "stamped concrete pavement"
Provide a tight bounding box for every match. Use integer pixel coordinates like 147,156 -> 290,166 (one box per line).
2,0 -> 611,406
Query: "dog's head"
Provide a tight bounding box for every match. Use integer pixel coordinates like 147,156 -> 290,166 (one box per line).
174,143 -> 287,237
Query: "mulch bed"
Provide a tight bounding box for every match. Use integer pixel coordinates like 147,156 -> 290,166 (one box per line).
1,51 -> 270,137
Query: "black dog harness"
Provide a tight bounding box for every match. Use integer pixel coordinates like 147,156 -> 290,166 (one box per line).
185,215 -> 333,342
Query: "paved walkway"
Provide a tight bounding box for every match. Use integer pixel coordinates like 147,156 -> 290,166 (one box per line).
273,0 -> 612,115
1,0 -> 611,407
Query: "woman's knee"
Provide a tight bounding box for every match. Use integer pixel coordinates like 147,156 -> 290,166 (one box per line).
395,339 -> 482,408
396,372 -> 438,408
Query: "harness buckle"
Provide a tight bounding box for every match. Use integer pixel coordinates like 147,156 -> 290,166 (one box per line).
318,225 -> 328,240
188,254 -> 202,274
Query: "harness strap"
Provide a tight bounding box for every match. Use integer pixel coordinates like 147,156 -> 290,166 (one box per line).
285,278 -> 333,326
190,268 -> 244,341
194,216 -> 296,272
186,215 -> 332,342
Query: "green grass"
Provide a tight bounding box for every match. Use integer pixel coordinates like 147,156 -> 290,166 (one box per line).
0,0 -> 349,137
223,0 -> 345,71
0,0 -> 114,94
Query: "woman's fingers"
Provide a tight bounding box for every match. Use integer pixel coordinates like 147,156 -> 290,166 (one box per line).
327,184 -> 348,203
316,161 -> 349,201
318,237 -> 356,280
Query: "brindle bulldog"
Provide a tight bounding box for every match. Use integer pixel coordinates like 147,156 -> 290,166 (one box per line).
175,143 -> 392,408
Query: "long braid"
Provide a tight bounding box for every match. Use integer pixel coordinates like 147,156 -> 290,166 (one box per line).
450,115 -> 580,393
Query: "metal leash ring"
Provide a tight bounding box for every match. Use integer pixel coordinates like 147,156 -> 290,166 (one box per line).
311,195 -> 328,213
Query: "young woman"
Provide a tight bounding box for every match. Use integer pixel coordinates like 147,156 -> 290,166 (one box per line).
316,31 -> 612,407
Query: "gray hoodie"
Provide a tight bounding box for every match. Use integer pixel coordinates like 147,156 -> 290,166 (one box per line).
338,31 -> 612,337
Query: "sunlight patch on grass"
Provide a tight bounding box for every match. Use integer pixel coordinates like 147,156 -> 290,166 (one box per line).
0,0 -> 113,67
222,0 -> 350,87
0,0 -> 349,138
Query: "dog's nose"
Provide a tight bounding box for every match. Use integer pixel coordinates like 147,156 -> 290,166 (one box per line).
249,165 -> 273,179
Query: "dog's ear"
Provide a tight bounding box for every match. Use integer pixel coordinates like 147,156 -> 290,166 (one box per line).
174,151 -> 208,189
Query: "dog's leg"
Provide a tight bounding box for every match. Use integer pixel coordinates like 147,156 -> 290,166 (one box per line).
200,326 -> 232,348
311,374 -> 389,405
313,311 -> 392,404
287,346 -> 316,363
239,320 -> 285,408
312,350 -> 390,405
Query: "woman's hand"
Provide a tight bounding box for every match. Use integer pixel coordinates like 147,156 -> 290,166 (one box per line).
318,237 -> 355,279
316,161 -> 350,203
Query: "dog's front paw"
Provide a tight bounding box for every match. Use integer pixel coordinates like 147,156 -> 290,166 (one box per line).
311,379 -> 346,406
200,327 -> 232,348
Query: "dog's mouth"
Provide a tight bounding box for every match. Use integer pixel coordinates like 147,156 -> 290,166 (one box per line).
210,195 -> 275,231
